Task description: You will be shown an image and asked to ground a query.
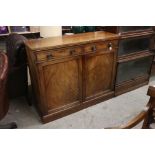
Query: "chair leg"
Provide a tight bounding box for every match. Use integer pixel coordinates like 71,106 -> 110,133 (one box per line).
25,83 -> 32,106
25,92 -> 32,106
0,122 -> 17,129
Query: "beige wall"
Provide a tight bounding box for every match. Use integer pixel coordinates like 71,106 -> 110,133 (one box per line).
40,26 -> 62,38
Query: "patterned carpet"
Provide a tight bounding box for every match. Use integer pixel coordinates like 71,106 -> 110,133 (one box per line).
1,76 -> 155,129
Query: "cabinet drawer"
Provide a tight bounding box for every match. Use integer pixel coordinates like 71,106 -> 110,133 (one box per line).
116,56 -> 153,84
84,40 -> 118,53
35,46 -> 82,61
119,36 -> 150,56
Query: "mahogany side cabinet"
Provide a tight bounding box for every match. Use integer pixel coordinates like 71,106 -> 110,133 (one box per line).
25,31 -> 119,123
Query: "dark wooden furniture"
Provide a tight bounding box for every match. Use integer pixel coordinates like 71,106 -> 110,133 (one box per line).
62,26 -> 107,35
105,26 -> 155,95
0,26 -> 40,38
0,52 -> 17,129
62,26 -> 72,35
25,31 -> 119,123
95,26 -> 107,31
107,85 -> 155,129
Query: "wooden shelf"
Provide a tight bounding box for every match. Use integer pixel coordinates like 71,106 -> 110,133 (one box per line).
0,33 -> 9,36
0,31 -> 39,36
0,26 -> 40,41
0,26 -> 40,37
14,31 -> 40,34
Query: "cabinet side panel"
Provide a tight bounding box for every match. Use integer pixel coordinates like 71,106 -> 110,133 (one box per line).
26,47 -> 48,115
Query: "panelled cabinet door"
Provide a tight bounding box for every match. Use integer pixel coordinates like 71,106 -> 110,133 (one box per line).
39,56 -> 82,113
84,48 -> 116,100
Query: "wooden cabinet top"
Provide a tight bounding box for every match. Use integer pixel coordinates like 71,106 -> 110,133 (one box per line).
25,31 -> 119,51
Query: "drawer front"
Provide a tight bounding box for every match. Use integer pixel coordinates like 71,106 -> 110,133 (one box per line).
116,56 -> 153,84
35,46 -> 82,62
119,26 -> 151,33
84,40 -> 118,53
119,36 -> 150,56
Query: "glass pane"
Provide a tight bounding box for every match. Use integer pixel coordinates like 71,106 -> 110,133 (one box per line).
118,37 -> 150,56
116,56 -> 153,84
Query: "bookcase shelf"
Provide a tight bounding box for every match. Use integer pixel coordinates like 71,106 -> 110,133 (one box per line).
0,26 -> 40,51
0,26 -> 40,37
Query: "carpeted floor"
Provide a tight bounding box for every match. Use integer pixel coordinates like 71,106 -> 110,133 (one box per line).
1,76 -> 155,129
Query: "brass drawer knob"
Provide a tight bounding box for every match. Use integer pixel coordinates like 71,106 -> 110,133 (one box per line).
91,45 -> 96,51
70,49 -> 76,55
108,43 -> 113,51
46,54 -> 53,60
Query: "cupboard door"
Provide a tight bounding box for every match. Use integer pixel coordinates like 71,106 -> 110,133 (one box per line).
84,51 -> 116,99
41,56 -> 82,112
116,56 -> 153,84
